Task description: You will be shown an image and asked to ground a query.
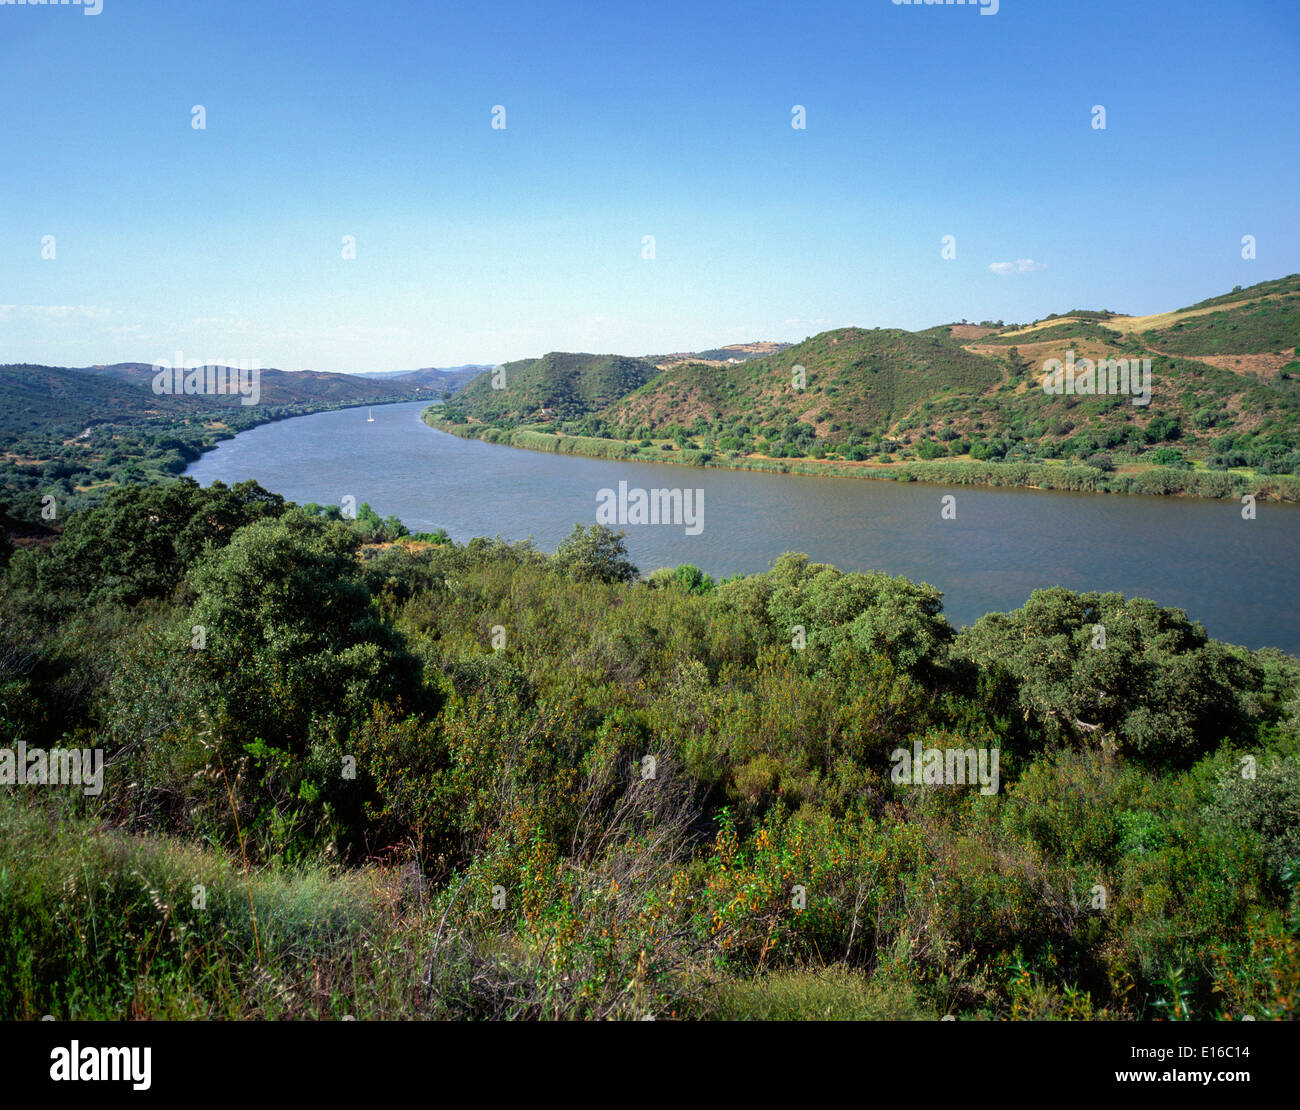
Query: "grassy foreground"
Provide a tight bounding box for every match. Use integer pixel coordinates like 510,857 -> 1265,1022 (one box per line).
0,798 -> 936,1020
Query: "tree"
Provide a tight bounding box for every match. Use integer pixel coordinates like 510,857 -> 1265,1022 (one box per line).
188,508 -> 422,754
26,478 -> 287,609
553,524 -> 639,584
763,553 -> 952,676
953,587 -> 1261,767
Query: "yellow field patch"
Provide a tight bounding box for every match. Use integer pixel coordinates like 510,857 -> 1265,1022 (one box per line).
964,337 -> 1121,363
993,292 -> 1292,341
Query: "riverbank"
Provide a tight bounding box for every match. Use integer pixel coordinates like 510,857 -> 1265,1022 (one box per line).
422,408 -> 1300,502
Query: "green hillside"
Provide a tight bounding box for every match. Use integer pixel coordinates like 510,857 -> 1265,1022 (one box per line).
1179,273 -> 1300,312
0,363 -> 427,523
589,280 -> 1300,477
428,275 -> 1300,495
0,363 -> 193,436
77,362 -> 437,405
1142,292 -> 1299,355
445,352 -> 660,425
608,327 -> 1002,442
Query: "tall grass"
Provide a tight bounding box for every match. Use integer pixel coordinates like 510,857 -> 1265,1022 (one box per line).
0,797 -> 406,1019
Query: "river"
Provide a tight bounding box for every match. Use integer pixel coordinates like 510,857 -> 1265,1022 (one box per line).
184,401 -> 1300,652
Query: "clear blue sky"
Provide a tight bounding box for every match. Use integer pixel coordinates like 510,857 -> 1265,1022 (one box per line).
2,0 -> 1297,372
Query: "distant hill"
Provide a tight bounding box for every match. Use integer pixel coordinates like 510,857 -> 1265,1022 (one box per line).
611,328 -> 1000,437
0,361 -> 434,521
444,352 -> 660,424
391,366 -> 488,392
361,365 -> 490,391
650,341 -> 791,368
593,277 -> 1299,460
431,275 -> 1300,484
0,364 -> 194,438
76,363 -> 437,405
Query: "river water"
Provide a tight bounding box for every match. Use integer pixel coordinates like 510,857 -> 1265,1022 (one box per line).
185,401 -> 1300,652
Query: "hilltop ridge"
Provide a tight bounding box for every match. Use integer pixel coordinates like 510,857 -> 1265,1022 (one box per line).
434,274 -> 1300,499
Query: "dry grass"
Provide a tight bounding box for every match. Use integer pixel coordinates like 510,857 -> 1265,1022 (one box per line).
990,292 -> 1290,341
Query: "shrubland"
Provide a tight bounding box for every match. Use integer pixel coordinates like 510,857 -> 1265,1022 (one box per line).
1,479 -> 1297,1019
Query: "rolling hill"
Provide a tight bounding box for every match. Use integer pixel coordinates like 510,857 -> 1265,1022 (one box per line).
75,363 -> 441,405
445,352 -> 661,424
590,277 -> 1300,466
360,365 -> 490,391
429,275 -> 1300,494
609,327 -> 1003,437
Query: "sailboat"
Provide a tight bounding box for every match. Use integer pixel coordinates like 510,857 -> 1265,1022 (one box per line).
367,408 -> 375,423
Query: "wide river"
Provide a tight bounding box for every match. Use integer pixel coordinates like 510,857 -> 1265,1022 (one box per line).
186,401 -> 1300,653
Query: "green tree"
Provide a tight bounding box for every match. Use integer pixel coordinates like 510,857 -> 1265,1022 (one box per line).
553,524 -> 639,584
763,553 -> 952,676
188,509 -> 422,754
20,478 -> 287,609
954,587 -> 1261,766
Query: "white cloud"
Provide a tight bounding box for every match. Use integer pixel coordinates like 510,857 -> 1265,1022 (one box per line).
988,259 -> 1047,275
0,304 -> 112,321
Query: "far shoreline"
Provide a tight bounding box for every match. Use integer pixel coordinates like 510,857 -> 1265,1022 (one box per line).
421,407 -> 1300,505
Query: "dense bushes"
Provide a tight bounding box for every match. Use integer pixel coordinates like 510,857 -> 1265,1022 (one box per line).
2,481 -> 1298,1019
954,588 -> 1261,767
188,509 -> 425,755
6,478 -> 287,611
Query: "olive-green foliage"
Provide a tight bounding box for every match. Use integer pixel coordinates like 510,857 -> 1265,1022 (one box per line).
1205,754 -> 1300,884
445,352 -> 659,425
188,509 -> 423,755
2,497 -> 1297,1020
9,477 -> 287,610
552,523 -> 639,584
954,587 -> 1260,767
647,563 -> 715,594
1145,292 -> 1300,355
758,552 -> 952,676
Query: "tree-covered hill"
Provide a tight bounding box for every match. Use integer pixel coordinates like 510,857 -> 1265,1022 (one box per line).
74,362 -> 441,405
1140,291 -> 1299,355
0,362 -> 431,522
607,326 -> 1003,438
0,363 -> 194,434
445,352 -> 661,424
429,275 -> 1300,492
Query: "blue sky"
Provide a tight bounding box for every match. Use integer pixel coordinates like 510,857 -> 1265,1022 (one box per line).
1,0 -> 1297,372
